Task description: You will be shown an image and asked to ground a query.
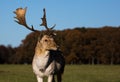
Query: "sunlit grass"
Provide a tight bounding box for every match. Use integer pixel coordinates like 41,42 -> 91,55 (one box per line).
0,65 -> 120,82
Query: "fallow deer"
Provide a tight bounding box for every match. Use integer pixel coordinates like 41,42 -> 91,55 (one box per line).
14,7 -> 65,82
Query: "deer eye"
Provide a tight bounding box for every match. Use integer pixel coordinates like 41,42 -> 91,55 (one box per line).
44,39 -> 48,42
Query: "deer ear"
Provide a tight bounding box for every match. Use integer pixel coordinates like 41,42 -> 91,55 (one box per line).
50,32 -> 57,38
53,32 -> 57,36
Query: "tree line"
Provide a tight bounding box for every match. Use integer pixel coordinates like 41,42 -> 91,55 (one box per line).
0,26 -> 120,64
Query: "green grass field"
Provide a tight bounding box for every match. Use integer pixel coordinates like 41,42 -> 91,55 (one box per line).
0,65 -> 120,82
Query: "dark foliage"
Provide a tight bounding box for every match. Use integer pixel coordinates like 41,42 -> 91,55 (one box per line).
0,26 -> 120,64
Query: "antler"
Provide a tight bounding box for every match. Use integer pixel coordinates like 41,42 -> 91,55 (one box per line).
40,8 -> 56,34
14,7 -> 56,35
14,7 -> 40,32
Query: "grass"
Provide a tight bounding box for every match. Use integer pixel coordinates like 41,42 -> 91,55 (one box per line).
0,65 -> 120,82
0,65 -> 36,82
64,65 -> 120,82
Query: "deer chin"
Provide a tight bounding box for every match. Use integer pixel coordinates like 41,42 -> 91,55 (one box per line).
45,47 -> 58,51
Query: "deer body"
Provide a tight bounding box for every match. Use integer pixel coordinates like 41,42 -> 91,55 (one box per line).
32,35 -> 65,82
14,7 -> 65,82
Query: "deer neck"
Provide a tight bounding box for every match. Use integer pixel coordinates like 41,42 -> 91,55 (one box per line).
35,47 -> 50,57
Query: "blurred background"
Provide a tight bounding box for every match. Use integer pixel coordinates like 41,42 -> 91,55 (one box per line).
0,0 -> 120,64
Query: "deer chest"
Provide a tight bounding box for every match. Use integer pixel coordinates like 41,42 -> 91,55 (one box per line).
35,55 -> 49,69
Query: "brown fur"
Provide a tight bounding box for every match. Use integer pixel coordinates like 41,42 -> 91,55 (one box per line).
32,35 -> 65,82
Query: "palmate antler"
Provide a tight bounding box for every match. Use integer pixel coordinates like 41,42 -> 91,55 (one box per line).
14,7 -> 40,32
14,7 -> 56,34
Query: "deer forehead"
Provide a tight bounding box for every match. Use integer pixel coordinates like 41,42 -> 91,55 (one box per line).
41,35 -> 53,41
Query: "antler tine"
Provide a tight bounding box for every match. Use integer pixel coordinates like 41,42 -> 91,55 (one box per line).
40,8 -> 49,30
40,8 -> 56,32
14,7 -> 40,32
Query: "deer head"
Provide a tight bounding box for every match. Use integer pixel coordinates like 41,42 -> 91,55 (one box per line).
14,7 -> 58,53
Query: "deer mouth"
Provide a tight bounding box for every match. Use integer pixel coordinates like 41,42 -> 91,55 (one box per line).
46,47 -> 57,51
